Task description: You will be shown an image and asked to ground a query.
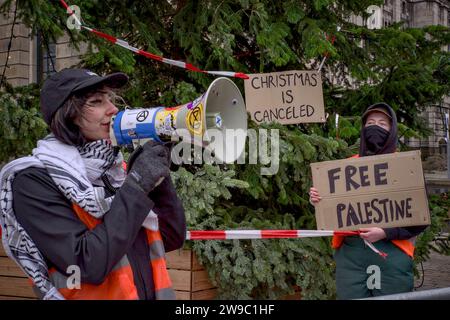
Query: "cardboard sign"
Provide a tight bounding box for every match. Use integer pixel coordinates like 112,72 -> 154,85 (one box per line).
244,70 -> 325,125
310,151 -> 430,230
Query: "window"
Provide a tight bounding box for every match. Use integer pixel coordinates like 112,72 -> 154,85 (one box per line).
36,30 -> 56,83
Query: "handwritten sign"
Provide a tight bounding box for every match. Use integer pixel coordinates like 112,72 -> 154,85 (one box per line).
310,151 -> 430,230
244,70 -> 325,125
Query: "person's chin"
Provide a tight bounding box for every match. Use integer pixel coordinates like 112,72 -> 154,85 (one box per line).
101,127 -> 110,139
89,133 -> 109,141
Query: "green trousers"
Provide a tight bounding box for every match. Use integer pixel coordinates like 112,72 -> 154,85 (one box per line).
334,236 -> 414,300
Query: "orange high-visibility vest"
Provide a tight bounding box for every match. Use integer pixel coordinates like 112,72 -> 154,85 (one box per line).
331,154 -> 416,258
43,204 -> 175,300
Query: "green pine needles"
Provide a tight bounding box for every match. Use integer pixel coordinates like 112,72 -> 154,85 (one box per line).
0,84 -> 48,163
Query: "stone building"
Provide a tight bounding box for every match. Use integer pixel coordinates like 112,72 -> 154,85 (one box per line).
354,0 -> 450,161
0,0 -> 449,160
384,0 -> 449,160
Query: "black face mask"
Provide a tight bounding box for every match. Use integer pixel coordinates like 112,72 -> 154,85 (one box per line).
363,125 -> 389,155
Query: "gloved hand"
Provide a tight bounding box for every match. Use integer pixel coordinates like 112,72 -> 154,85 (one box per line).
124,140 -> 171,194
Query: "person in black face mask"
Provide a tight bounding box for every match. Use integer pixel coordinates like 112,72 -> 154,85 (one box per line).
309,103 -> 427,299
359,104 -> 397,156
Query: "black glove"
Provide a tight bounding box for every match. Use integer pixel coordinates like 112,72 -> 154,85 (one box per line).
124,140 -> 171,194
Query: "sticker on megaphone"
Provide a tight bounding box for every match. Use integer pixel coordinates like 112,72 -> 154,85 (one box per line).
110,107 -> 163,145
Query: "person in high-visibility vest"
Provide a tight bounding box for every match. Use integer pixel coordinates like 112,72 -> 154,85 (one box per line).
0,69 -> 186,300
309,102 -> 427,299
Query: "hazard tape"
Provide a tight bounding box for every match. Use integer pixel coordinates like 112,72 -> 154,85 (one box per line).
186,230 -> 360,240
187,230 -> 388,258
362,239 -> 388,258
59,1 -> 248,79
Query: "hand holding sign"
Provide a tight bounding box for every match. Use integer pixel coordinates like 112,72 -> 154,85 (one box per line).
309,187 -> 321,204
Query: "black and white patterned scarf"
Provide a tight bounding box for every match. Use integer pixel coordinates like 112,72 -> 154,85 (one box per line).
0,135 -> 127,299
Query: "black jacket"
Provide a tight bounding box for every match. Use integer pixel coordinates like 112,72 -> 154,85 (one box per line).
359,102 -> 427,240
12,167 -> 186,300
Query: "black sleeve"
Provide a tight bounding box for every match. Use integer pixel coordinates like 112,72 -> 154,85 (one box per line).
12,167 -> 152,285
383,225 -> 428,240
148,176 -> 186,252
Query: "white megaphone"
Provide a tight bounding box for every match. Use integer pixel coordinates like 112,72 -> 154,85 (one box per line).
110,77 -> 247,163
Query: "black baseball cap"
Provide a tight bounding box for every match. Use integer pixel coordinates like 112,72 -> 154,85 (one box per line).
361,103 -> 393,123
40,68 -> 129,125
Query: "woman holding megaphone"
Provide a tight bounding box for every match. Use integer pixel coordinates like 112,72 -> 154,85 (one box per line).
309,103 -> 427,299
0,68 -> 186,300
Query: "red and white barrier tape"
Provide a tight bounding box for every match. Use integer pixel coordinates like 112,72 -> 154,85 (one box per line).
187,230 -> 388,258
59,1 -> 248,80
362,240 -> 388,258
187,230 -> 359,240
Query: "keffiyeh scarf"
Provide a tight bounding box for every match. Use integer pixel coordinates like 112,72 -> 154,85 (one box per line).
0,135 -> 131,299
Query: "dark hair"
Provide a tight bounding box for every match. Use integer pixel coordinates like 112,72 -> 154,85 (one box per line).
49,86 -> 107,146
